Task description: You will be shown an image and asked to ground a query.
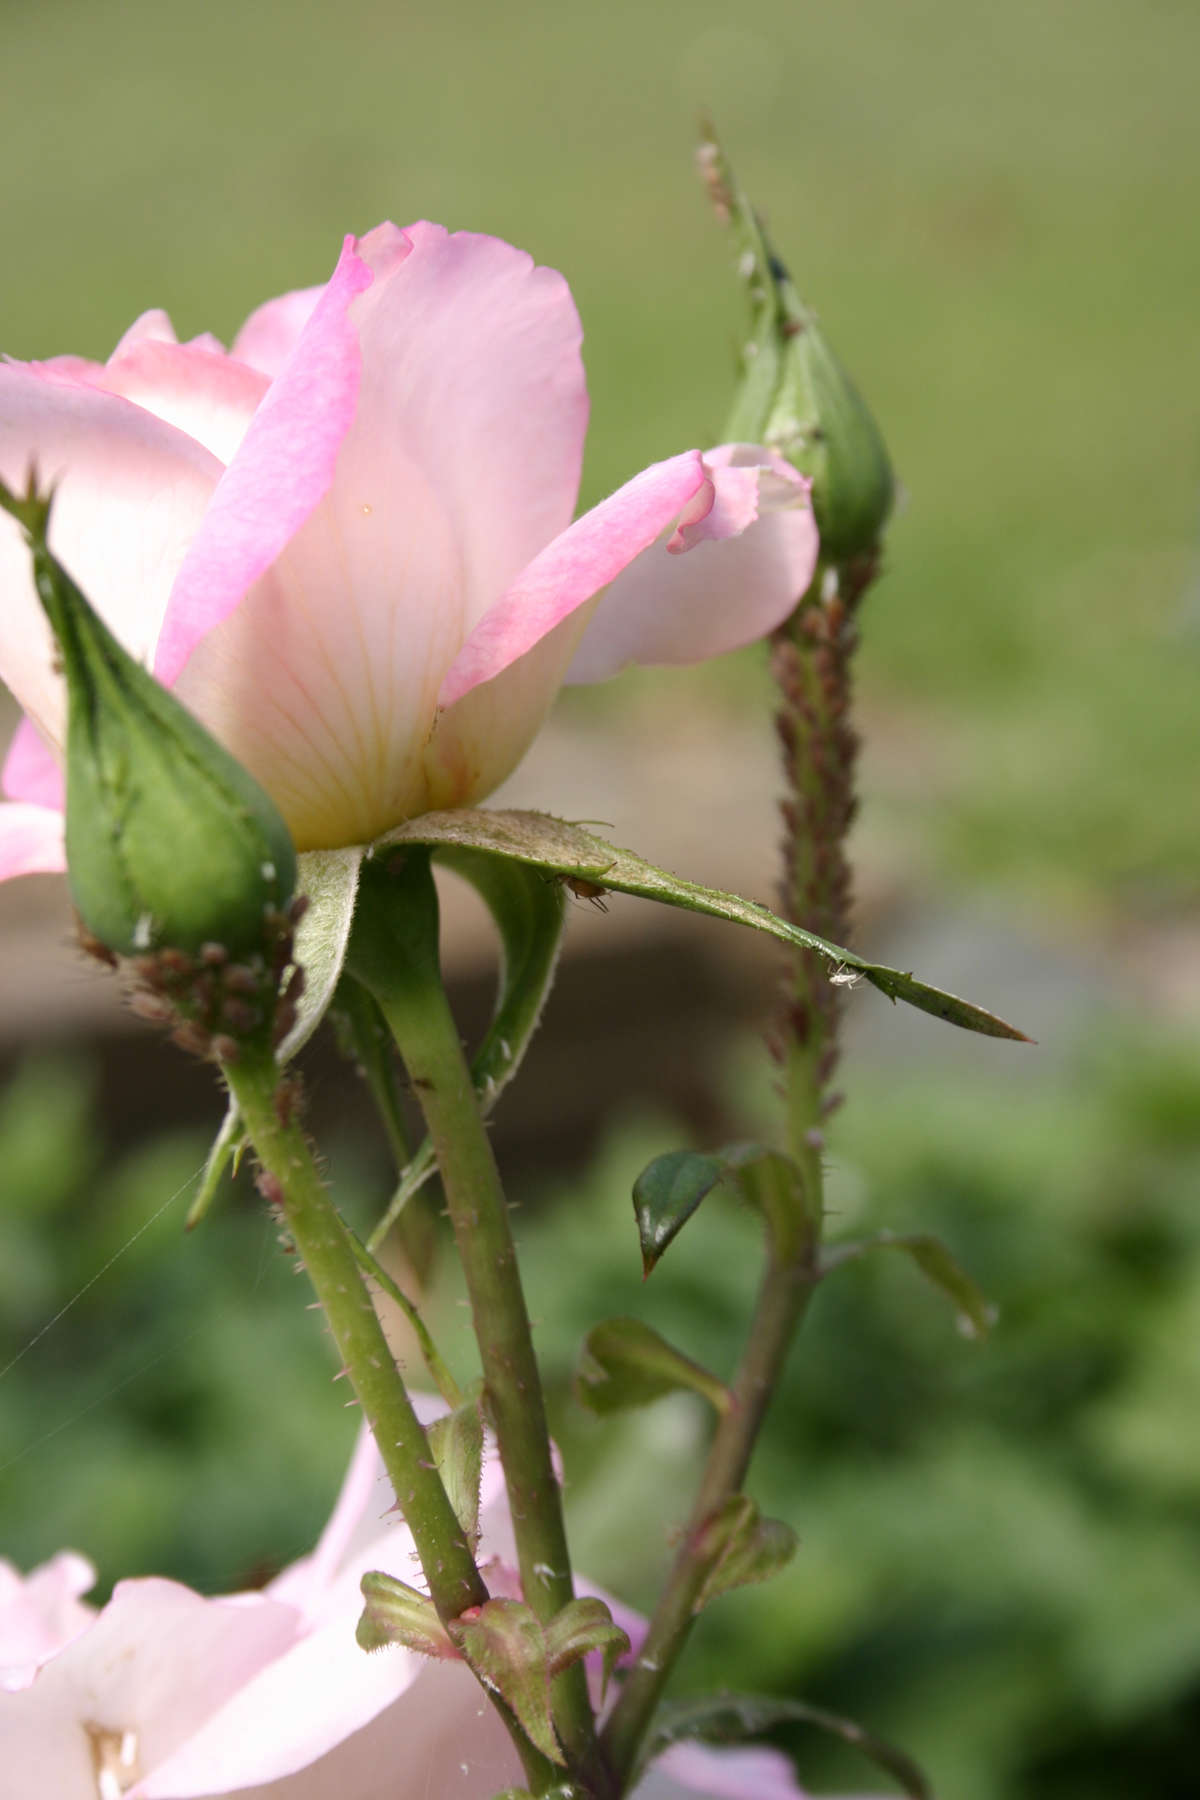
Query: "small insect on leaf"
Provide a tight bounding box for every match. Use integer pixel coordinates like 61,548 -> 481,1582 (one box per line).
563,876 -> 609,912
829,963 -> 862,989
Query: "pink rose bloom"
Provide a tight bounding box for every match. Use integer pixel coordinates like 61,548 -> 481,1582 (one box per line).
0,221 -> 818,880
0,1420 -> 833,1799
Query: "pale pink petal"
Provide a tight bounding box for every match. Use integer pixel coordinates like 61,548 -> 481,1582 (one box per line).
349,221 -> 587,620
438,450 -> 712,708
231,286 -> 327,380
648,1739 -> 811,1799
0,1578 -> 297,1799
208,1659 -> 523,1800
0,803 -> 66,879
153,235 -> 374,688
95,342 -> 270,466
136,1583 -> 424,1797
0,365 -> 223,745
0,1554 -> 95,1692
566,447 -> 818,684
2,717 -> 63,809
113,310 -> 180,355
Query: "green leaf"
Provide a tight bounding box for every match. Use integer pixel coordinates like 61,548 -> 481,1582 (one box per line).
576,1317 -> 732,1417
367,846 -> 567,1252
427,1396 -> 485,1545
447,1597 -> 562,1766
642,1692 -> 932,1800
692,1495 -> 798,1610
356,1570 -> 453,1659
543,1596 -> 631,1698
632,1151 -> 728,1275
379,811 -> 1030,1042
823,1230 -> 996,1341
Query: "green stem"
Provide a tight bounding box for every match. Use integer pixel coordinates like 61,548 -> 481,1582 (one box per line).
221,1047 -> 486,1620
221,1048 -> 566,1798
601,1234 -> 819,1785
347,852 -> 612,1799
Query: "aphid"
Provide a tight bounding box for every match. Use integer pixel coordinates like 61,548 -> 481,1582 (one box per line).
563,875 -> 610,912
829,962 -> 862,989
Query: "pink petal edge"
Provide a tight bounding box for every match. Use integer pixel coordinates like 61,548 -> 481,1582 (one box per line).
437,450 -> 710,708
153,236 -> 375,687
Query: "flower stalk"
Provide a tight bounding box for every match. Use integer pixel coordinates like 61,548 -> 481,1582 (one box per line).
345,850 -> 613,1798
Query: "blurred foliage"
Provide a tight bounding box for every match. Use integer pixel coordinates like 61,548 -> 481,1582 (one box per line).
3,1020 -> 1200,1799
0,1056 -> 358,1596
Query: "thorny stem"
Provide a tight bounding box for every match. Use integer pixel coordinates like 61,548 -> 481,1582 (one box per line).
771,552 -> 877,1154
221,1047 -> 561,1795
601,1214 -> 820,1784
347,852 -> 614,1800
606,552 -> 881,1784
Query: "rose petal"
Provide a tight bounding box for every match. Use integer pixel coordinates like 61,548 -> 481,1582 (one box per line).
645,1739 -> 812,1799
438,450 -> 712,708
231,286 -> 327,381
350,221 -> 587,620
2,718 -> 64,810
0,1553 -> 95,1692
94,341 -> 270,466
0,803 -> 66,879
0,1579 -> 297,1797
565,447 -> 818,683
0,366 -> 223,745
153,234 -> 374,688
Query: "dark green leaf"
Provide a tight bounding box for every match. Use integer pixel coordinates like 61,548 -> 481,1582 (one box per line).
576,1317 -> 731,1417
692,1495 -> 798,1610
823,1230 -> 996,1341
633,1150 -> 728,1275
643,1692 -> 932,1799
379,811 -> 1030,1042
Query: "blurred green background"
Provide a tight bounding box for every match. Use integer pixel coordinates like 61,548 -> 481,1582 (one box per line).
1,0 -> 1198,1796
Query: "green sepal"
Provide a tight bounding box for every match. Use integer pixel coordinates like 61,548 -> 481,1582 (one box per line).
0,475 -> 296,958
368,845 -> 568,1251
576,1317 -> 732,1417
692,1495 -> 798,1611
639,1692 -> 932,1799
543,1596 -> 631,1700
379,810 -> 1029,1042
447,1597 -> 563,1766
356,1570 -> 454,1660
185,1097 -> 246,1229
823,1230 -> 996,1340
700,125 -> 895,565
427,1394 -> 485,1546
281,848 -> 366,1059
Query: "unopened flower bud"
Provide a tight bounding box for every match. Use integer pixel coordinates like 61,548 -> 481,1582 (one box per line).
700,127 -> 894,565
0,474 -> 296,960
